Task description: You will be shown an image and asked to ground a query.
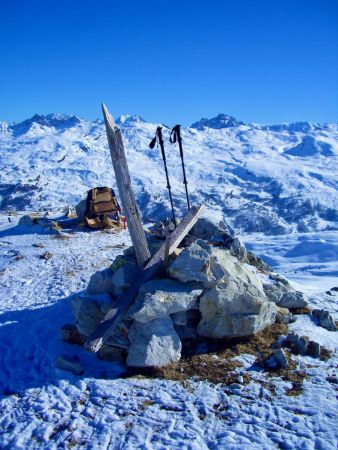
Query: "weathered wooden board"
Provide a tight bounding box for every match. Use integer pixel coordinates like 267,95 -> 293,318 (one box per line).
102,103 -> 151,268
85,204 -> 205,352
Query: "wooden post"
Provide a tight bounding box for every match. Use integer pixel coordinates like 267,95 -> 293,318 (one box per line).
85,204 -> 205,352
102,103 -> 151,268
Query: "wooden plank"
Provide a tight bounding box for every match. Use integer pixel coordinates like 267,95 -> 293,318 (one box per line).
163,235 -> 171,267
102,103 -> 151,269
84,204 -> 205,352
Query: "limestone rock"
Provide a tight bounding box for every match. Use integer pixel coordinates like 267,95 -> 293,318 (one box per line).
227,237 -> 247,262
269,273 -> 290,286
111,262 -> 140,296
75,199 -> 87,221
55,354 -> 84,375
168,240 -> 213,285
129,279 -> 202,323
307,340 -> 321,358
197,258 -> 277,338
285,332 -> 308,355
275,307 -> 295,324
103,321 -> 131,349
71,293 -> 114,336
127,317 -> 181,367
263,282 -> 288,304
246,251 -> 271,273
189,217 -> 232,242
265,349 -> 288,369
278,291 -> 308,309
311,309 -> 337,331
87,268 -> 114,295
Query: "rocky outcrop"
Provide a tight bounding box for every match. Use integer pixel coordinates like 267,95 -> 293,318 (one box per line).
126,317 -> 181,367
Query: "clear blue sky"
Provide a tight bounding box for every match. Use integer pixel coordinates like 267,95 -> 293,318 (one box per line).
1,0 -> 337,125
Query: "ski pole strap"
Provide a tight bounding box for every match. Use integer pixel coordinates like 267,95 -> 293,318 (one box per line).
149,127 -> 164,149
169,125 -> 181,144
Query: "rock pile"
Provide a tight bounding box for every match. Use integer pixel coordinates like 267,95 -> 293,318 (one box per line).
67,217 -> 309,368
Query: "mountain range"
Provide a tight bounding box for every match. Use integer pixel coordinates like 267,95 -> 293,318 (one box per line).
0,112 -> 337,235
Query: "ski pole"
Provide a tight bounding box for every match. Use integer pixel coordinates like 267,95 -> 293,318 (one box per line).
169,125 -> 191,211
149,127 -> 177,226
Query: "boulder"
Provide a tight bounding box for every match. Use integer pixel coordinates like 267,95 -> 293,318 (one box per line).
269,273 -> 290,286
263,278 -> 307,309
55,354 -> 84,375
263,282 -> 289,304
87,269 -> 114,295
307,341 -> 321,358
103,321 -> 131,349
127,317 -> 181,367
197,255 -> 277,338
311,309 -> 337,331
265,349 -> 288,369
111,262 -> 140,296
75,199 -> 87,221
189,217 -> 232,242
129,279 -> 202,323
246,251 -> 271,273
227,237 -> 247,262
284,332 -> 308,355
278,291 -> 307,309
71,293 -> 114,336
275,307 -> 295,324
168,239 -> 213,285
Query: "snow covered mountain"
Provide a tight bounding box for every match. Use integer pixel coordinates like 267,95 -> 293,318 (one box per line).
0,113 -> 337,235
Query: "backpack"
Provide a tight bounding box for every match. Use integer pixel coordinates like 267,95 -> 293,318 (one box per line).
84,187 -> 123,229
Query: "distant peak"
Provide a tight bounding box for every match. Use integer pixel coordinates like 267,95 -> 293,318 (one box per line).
116,114 -> 146,125
190,114 -> 244,130
10,113 -> 83,136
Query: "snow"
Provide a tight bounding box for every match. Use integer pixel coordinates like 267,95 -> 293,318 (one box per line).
0,113 -> 337,448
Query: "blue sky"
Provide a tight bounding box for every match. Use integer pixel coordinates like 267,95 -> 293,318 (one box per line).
0,0 -> 337,125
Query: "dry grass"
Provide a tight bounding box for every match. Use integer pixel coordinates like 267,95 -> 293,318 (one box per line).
129,324 -> 289,386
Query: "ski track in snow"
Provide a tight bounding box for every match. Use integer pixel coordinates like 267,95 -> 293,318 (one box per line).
0,115 -> 337,448
0,214 -> 337,449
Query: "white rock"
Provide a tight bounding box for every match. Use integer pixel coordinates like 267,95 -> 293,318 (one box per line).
190,217 -> 231,242
127,317 -> 181,367
87,268 -> 114,295
168,239 -> 213,285
71,292 -> 114,336
278,291 -> 307,308
129,279 -> 202,323
111,263 -> 140,296
197,254 -> 277,338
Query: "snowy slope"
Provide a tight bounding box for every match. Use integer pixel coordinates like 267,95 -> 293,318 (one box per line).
0,113 -> 338,449
0,214 -> 337,449
0,113 -> 337,234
